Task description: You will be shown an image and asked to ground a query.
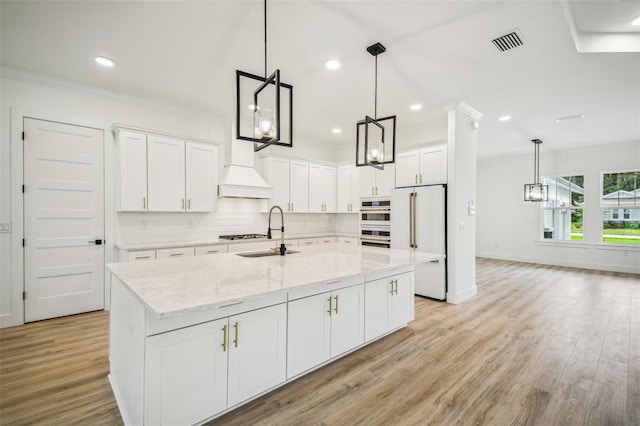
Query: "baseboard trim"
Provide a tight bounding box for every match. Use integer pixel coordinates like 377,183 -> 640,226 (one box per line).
446,286 -> 478,304
476,252 -> 640,275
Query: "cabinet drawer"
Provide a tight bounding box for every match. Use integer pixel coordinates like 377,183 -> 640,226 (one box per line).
288,275 -> 365,301
195,245 -> 228,256
338,237 -> 358,245
318,236 -> 337,244
156,247 -> 195,259
227,240 -> 276,253
298,238 -> 318,246
128,250 -> 156,262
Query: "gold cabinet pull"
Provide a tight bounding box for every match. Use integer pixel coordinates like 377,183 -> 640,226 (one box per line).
389,280 -> 394,295
344,240 -> 351,244
188,199 -> 191,210
394,279 -> 398,294
327,297 -> 333,316
135,255 -> 150,260
221,324 -> 227,352
170,253 -> 183,257
376,187 -> 378,196
415,174 -> 418,184
334,295 -> 339,314
371,187 -> 374,196
181,198 -> 185,210
420,174 -> 423,184
292,202 -> 294,211
142,196 -> 146,209
233,322 -> 239,348
207,250 -> 219,254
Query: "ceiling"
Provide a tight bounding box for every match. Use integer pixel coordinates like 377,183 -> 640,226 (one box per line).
1,0 -> 639,159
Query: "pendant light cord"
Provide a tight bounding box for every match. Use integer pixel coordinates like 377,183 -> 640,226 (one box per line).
264,0 -> 268,79
374,55 -> 378,120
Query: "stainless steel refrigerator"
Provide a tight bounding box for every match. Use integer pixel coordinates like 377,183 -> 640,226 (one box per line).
391,184 -> 446,300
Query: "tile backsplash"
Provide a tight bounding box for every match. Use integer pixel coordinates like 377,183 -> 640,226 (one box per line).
115,198 -> 350,245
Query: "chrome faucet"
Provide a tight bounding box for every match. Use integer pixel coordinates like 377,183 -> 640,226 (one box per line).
267,205 -> 286,255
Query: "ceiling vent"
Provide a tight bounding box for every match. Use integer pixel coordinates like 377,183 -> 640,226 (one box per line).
492,30 -> 524,52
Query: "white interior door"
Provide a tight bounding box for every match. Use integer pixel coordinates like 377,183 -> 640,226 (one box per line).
23,118 -> 104,322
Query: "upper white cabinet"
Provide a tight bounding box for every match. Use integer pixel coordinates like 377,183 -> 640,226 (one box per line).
336,164 -> 359,213
308,163 -> 336,213
260,157 -> 308,212
114,126 -> 218,212
148,135 -> 186,212
358,163 -> 395,198
395,144 -> 447,188
185,141 -> 218,212
116,130 -> 148,211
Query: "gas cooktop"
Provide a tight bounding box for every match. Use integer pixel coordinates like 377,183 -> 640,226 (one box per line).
219,234 -> 268,241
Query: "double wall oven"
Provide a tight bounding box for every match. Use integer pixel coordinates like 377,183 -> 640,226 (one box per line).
360,198 -> 391,248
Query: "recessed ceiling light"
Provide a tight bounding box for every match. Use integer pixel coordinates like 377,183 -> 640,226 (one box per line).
498,115 -> 512,121
331,128 -> 342,134
555,113 -> 584,123
325,60 -> 341,70
94,56 -> 115,67
409,104 -> 422,111
632,15 -> 640,26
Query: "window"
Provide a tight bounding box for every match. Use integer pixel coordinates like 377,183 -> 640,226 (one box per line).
601,170 -> 640,245
541,175 -> 584,241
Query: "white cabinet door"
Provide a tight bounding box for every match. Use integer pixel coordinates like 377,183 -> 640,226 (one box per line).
148,135 -> 185,211
358,166 -> 376,198
227,303 -> 287,407
364,276 -> 393,342
127,250 -> 156,262
419,145 -> 447,185
395,150 -> 420,188
308,163 -> 324,213
117,130 -> 148,211
265,157 -> 290,210
289,160 -> 309,212
145,318 -> 228,426
337,165 -> 351,213
287,293 -> 331,378
318,236 -> 337,244
330,284 -> 365,357
349,166 -> 360,212
186,141 -> 218,212
389,272 -> 414,329
376,163 -> 395,197
323,166 -> 337,212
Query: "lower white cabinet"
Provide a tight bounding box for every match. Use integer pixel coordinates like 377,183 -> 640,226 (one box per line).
195,245 -> 228,256
144,303 -> 287,425
156,246 -> 195,259
287,284 -> 364,378
145,318 -> 228,426
364,272 -> 414,342
127,250 -> 156,262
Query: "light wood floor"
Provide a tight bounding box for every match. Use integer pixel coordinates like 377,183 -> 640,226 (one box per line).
1,258 -> 638,425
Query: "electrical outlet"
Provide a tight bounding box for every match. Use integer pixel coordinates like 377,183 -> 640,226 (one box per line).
0,222 -> 11,233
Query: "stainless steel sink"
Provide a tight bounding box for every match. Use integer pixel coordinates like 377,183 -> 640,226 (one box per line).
235,250 -> 299,258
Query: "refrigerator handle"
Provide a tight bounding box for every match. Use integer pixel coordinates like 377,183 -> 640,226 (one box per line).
412,191 -> 417,249
408,192 -> 413,248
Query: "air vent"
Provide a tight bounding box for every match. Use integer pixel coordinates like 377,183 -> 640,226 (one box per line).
492,30 -> 524,52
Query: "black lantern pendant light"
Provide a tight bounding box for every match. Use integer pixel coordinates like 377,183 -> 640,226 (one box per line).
524,138 -> 548,201
236,0 -> 293,151
356,42 -> 396,169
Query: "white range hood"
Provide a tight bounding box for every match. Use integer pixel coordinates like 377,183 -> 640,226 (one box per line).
218,136 -> 272,199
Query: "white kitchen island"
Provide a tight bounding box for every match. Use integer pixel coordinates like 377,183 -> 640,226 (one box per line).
107,243 -> 443,426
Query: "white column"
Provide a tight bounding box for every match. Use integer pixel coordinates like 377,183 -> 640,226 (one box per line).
444,101 -> 482,304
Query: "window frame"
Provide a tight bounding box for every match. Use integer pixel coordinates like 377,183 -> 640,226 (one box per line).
539,175 -> 585,242
600,169 -> 640,246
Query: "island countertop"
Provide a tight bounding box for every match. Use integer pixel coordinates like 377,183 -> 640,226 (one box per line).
107,243 -> 443,319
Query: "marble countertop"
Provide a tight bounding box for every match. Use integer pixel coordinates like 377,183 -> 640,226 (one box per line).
107,243 -> 443,319
115,233 -> 359,251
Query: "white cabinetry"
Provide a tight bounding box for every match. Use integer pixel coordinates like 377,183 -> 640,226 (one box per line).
147,135 -> 185,212
365,271 -> 414,342
144,303 -> 286,425
155,246 -> 195,259
195,245 -> 228,256
116,130 -> 148,211
358,164 -> 395,198
261,157 -> 308,212
287,284 -> 364,378
115,126 -> 218,212
227,303 -> 287,406
337,164 -> 359,213
145,318 -> 228,426
185,141 -> 218,212
395,144 -> 447,188
127,250 -> 156,262
309,164 -> 336,213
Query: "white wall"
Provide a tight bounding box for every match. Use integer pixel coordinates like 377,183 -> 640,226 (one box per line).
477,140 -> 640,274
0,68 -> 340,327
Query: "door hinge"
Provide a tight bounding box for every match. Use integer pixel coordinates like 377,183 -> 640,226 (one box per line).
22,239 -> 25,247
22,185 -> 25,193
22,131 -> 25,141
23,291 -> 26,300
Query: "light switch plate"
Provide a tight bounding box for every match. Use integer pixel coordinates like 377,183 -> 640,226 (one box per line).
0,222 -> 11,233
